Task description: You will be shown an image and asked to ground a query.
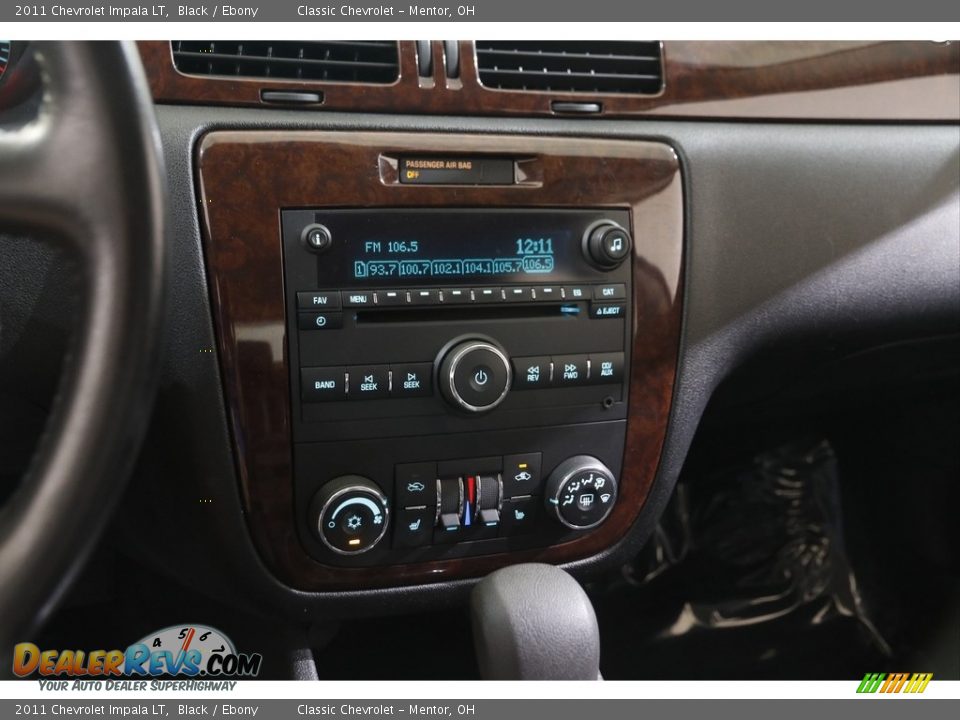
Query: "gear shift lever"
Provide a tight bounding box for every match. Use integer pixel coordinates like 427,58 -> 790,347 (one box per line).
470,563 -> 601,680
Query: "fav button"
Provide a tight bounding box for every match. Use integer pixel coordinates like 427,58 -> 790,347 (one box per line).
348,365 -> 389,399
297,290 -> 341,310
390,363 -> 432,398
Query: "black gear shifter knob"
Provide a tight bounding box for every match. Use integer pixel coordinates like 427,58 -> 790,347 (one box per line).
470,563 -> 601,680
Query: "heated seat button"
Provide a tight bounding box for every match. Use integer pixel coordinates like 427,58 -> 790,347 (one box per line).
390,363 -> 432,398
395,462 -> 438,508
393,506 -> 435,549
502,452 -> 542,498
590,352 -> 625,384
500,496 -> 541,536
348,365 -> 389,399
553,354 -> 589,386
301,367 -> 346,402
512,356 -> 552,389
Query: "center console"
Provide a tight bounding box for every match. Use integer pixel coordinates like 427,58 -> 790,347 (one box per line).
197,132 -> 683,589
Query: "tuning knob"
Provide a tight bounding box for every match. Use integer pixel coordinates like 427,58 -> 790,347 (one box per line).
311,476 -> 389,555
583,222 -> 632,269
438,340 -> 512,413
544,456 -> 618,530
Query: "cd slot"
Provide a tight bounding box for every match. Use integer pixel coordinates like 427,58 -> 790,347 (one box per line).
356,303 -> 584,324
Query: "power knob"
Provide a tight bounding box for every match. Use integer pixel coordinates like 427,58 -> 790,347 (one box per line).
438,340 -> 512,413
583,222 -> 632,270
544,456 -> 618,530
310,476 -> 389,555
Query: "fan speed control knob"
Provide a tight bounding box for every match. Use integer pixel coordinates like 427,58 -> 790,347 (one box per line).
311,476 -> 389,555
545,456 -> 618,530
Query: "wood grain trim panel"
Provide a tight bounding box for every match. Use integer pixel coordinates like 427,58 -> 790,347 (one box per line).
197,132 -> 683,590
143,40 -> 960,121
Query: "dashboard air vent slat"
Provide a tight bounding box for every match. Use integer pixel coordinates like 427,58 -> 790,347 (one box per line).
172,41 -> 400,84
475,41 -> 663,95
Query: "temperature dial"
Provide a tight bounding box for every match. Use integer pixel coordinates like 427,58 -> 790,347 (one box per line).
311,476 -> 389,555
545,456 -> 618,530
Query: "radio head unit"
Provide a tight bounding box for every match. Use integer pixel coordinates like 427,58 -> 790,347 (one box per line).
281,207 -> 634,567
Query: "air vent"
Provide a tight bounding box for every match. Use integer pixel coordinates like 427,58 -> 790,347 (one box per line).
475,41 -> 663,95
172,41 -> 400,84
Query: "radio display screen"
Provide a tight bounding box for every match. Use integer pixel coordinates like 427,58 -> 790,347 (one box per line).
299,209 -> 630,287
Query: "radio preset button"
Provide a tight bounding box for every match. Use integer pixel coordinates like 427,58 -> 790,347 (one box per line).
390,362 -> 432,398
537,286 -> 560,302
298,312 -> 343,330
297,290 -> 341,310
343,291 -> 374,307
442,288 -> 471,304
512,356 -> 552,390
348,365 -> 389,399
375,289 -> 406,306
553,355 -> 590,386
591,303 -> 626,319
590,352 -> 625,384
301,367 -> 347,402
504,286 -> 535,302
410,288 -> 441,305
474,287 -> 502,303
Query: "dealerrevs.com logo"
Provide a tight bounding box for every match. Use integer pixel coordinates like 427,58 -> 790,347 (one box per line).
13,624 -> 262,680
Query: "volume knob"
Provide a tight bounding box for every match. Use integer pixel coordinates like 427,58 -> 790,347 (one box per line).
438,340 -> 512,413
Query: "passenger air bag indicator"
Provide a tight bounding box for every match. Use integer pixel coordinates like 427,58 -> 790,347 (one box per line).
399,157 -> 515,185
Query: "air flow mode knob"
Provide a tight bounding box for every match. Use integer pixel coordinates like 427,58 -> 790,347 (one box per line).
583,222 -> 632,269
545,456 -> 618,530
